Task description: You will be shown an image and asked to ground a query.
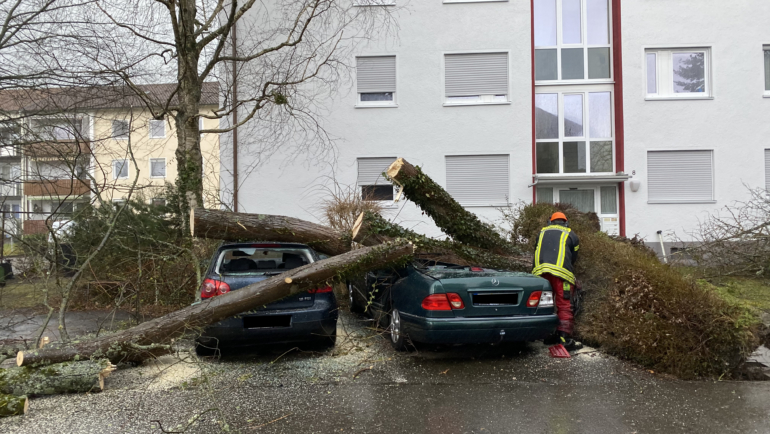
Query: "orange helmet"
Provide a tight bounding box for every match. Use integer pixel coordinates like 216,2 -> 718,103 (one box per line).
550,212 -> 568,222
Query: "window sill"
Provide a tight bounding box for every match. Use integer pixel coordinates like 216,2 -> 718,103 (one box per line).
355,104 -> 399,109
352,3 -> 396,6
647,200 -> 716,204
150,176 -> 166,179
460,203 -> 509,208
645,96 -> 714,101
149,136 -> 166,139
763,94 -> 770,98
444,0 -> 508,3
443,102 -> 511,107
535,79 -> 614,86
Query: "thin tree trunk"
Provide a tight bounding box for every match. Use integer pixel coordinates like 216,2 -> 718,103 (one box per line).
191,208 -> 352,256
0,394 -> 28,417
17,241 -> 414,367
353,211 -> 529,271
0,360 -> 115,396
386,158 -> 520,256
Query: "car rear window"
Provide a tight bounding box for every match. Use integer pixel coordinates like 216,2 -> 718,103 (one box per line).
215,247 -> 313,275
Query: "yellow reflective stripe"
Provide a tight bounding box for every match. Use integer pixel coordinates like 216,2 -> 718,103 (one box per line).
574,245 -> 580,251
534,228 -> 546,267
556,230 -> 568,267
532,264 -> 576,284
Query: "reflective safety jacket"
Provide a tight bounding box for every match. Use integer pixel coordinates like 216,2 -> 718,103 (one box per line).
532,224 -> 580,284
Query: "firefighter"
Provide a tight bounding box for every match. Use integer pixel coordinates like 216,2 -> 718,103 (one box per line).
532,212 -> 582,351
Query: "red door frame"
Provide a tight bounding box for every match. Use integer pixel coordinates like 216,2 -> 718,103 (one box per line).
530,0 -> 626,237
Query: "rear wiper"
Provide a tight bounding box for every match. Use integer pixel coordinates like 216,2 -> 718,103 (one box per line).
262,271 -> 284,276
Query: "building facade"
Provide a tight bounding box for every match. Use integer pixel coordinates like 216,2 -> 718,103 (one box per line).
223,0 -> 770,254
0,83 -> 220,237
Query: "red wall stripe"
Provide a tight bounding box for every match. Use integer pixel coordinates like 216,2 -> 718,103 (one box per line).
612,0 -> 626,237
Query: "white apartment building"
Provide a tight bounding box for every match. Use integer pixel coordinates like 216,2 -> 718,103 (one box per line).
222,0 -> 770,255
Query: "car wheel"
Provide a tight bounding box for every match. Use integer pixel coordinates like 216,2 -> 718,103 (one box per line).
348,282 -> 365,314
194,342 -> 220,357
389,309 -> 408,351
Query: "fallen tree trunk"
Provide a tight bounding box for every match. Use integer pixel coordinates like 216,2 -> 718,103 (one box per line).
353,211 -> 529,271
17,241 -> 414,367
0,394 -> 28,417
191,208 -> 351,256
0,360 -> 115,396
386,158 -> 520,256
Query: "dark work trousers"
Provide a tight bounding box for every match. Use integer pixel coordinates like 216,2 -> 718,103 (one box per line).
542,273 -> 574,335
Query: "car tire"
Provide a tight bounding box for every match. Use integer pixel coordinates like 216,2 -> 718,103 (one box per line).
388,309 -> 409,351
194,342 -> 220,357
348,282 -> 365,314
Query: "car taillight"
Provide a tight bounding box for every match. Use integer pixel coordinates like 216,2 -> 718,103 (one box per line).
422,294 -> 452,311
470,267 -> 484,272
539,291 -> 554,307
200,279 -> 231,299
308,286 -> 333,294
528,291 -> 542,307
446,293 -> 464,309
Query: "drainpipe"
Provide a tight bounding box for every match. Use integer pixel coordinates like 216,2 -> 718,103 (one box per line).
231,19 -> 239,212
656,230 -> 668,264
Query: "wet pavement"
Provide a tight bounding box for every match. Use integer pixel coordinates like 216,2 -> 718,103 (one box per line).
1,311 -> 769,433
0,308 -> 133,346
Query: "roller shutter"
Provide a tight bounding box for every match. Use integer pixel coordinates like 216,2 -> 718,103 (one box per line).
445,53 -> 509,97
647,150 -> 714,203
446,155 -> 509,205
357,157 -> 396,186
356,57 -> 396,93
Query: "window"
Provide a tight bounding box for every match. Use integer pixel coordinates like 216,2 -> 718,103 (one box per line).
647,150 -> 714,203
151,198 -> 166,207
112,120 -> 129,139
534,0 -> 612,82
357,157 -> 396,201
356,56 -> 396,106
446,155 -> 509,205
445,52 -> 509,104
58,201 -> 74,214
30,118 -> 83,141
764,46 -> 770,94
112,159 -> 128,179
535,90 -> 613,174
149,119 -> 165,138
764,149 -> 770,191
150,158 -> 166,178
645,48 -> 711,98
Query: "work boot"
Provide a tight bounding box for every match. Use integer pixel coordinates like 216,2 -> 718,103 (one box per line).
559,332 -> 583,352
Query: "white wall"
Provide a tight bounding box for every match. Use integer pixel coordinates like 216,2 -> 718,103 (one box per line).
223,1 -> 534,236
621,0 -> 770,241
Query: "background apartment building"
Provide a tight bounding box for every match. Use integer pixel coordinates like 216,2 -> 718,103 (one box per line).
222,1 -> 770,254
0,82 -> 220,238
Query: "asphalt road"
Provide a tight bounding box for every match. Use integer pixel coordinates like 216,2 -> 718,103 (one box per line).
1,311 -> 769,434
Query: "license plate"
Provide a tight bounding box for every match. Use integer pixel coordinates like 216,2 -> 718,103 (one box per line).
472,292 -> 519,306
243,315 -> 291,329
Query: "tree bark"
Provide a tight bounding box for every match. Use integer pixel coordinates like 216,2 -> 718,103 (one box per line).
0,394 -> 27,417
353,211 -> 529,271
191,208 -> 352,256
386,158 -> 520,256
17,241 -> 414,367
0,360 -> 115,396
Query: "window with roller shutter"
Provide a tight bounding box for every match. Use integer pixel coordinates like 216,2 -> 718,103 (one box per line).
647,150 -> 714,203
445,155 -> 510,205
357,157 -> 396,201
444,53 -> 509,104
356,56 -> 396,106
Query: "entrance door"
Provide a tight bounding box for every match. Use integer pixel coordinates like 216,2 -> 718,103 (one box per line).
537,185 -> 619,236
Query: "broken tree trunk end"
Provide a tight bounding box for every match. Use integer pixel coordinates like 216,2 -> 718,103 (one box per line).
17,241 -> 414,367
0,359 -> 115,396
191,208 -> 352,256
0,394 -> 28,417
386,158 -> 520,256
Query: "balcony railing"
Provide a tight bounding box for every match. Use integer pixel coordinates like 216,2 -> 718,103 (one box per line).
24,179 -> 91,197
23,219 -> 48,235
25,140 -> 91,160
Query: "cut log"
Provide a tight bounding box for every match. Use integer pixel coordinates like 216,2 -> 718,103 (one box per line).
191,208 -> 351,256
386,158 -> 520,256
353,211 -> 529,271
0,360 -> 115,396
17,241 -> 414,367
0,394 -> 28,417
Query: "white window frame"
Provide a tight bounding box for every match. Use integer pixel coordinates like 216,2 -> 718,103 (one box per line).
357,156 -> 397,205
764,45 -> 770,97
442,50 -> 511,106
112,159 -> 129,180
534,84 -> 615,176
112,120 -> 129,140
149,158 -> 166,179
149,119 -> 166,139
356,55 -> 397,108
644,47 -> 712,100
646,149 -> 715,204
534,0 -> 614,85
